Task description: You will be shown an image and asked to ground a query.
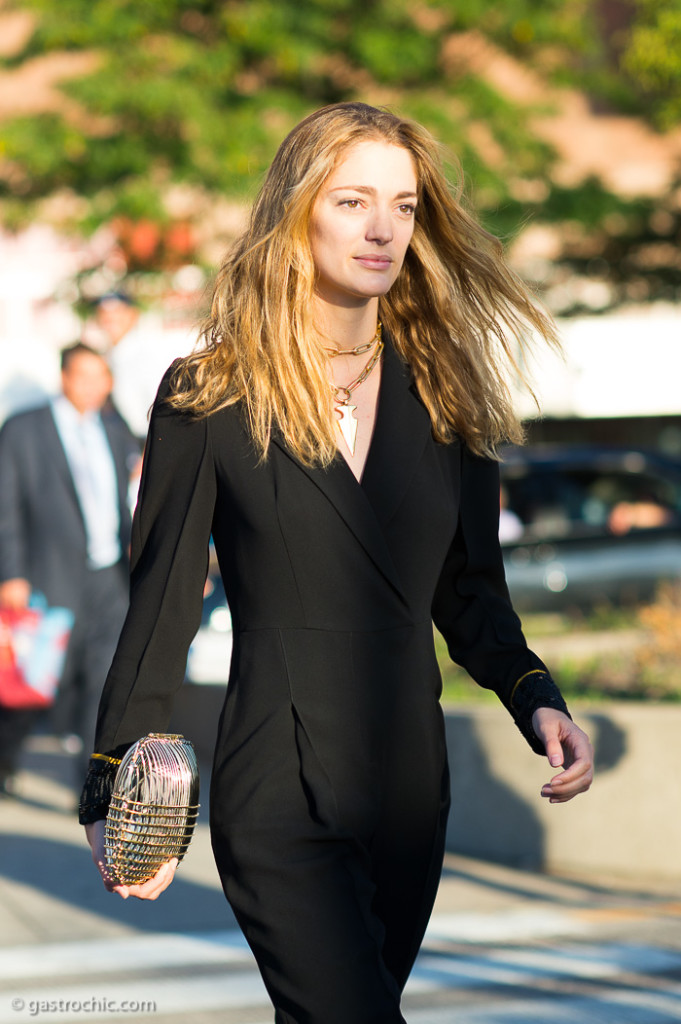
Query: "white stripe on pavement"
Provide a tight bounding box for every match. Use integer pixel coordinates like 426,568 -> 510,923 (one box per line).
424,908 -> 585,943
0,930 -> 252,981
2,920 -> 681,1024
408,943 -> 681,992
0,909 -> 588,982
408,993 -> 681,1024
3,926 -> 681,991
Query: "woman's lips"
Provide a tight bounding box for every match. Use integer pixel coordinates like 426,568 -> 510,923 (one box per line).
354,255 -> 393,269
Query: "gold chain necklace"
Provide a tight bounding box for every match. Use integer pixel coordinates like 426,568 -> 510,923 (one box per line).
331,334 -> 384,456
323,322 -> 382,357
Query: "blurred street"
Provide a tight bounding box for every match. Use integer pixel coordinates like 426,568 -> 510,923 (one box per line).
2,737 -> 681,1023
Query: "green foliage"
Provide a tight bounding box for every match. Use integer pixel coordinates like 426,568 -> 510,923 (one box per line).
434,629 -> 500,704
622,0 -> 681,129
533,178 -> 652,230
348,16 -> 440,85
437,596 -> 681,706
0,0 -> 677,247
435,0 -> 595,51
4,0 -> 453,220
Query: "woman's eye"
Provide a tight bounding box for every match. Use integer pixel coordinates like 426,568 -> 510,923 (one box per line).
340,199 -> 361,209
398,204 -> 416,215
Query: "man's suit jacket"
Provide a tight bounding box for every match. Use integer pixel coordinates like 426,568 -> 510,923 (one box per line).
0,403 -> 140,615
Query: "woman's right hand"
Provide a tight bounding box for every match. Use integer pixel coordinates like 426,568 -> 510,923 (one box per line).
84,819 -> 178,900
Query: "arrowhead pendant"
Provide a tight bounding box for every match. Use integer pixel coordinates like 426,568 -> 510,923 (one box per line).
336,402 -> 358,455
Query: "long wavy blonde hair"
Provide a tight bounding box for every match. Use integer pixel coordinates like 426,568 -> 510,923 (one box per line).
169,101 -> 558,463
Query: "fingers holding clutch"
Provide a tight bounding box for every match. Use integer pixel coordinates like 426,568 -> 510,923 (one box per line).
84,819 -> 179,899
112,858 -> 179,901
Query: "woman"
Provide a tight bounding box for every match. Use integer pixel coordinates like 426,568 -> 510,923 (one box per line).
81,102 -> 593,1023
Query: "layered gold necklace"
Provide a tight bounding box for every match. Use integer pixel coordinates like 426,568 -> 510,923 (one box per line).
328,323 -> 383,456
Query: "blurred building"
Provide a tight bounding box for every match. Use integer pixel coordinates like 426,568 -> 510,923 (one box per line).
513,305 -> 681,455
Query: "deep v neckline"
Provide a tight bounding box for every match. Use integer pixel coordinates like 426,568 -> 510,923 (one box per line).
270,333 -> 432,544
334,337 -> 404,496
335,356 -> 384,488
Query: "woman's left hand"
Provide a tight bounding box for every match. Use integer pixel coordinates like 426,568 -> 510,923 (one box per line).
531,708 -> 594,803
85,819 -> 178,899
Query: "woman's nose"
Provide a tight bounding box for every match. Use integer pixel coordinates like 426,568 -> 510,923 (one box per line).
365,207 -> 393,244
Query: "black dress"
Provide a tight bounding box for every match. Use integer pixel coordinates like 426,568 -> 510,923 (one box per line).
80,337 -> 568,1024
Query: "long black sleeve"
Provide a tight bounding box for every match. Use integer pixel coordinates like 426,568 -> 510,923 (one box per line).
432,444 -> 569,754
79,376 -> 216,822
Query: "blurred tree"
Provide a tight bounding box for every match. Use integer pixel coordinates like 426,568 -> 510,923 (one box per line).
0,0 -> 608,225
0,0 -> 678,309
0,0 -> 443,212
621,0 -> 681,129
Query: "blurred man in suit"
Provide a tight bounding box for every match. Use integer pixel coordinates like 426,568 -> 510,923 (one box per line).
0,343 -> 140,794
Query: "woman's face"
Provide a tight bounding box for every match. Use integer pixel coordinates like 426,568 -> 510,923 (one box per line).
309,139 -> 418,308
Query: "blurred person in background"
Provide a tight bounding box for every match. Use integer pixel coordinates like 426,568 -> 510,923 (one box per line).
0,343 -> 139,795
93,291 -> 193,441
499,483 -> 524,543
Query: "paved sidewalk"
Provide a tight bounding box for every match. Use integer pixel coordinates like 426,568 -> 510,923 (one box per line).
2,737 -> 681,1023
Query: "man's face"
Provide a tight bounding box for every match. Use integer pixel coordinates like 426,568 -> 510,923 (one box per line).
61,352 -> 113,414
95,299 -> 138,345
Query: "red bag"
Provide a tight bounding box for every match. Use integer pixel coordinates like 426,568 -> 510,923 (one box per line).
0,600 -> 74,709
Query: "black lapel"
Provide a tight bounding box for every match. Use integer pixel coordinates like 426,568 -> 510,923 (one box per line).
270,334 -> 431,606
360,334 -> 433,526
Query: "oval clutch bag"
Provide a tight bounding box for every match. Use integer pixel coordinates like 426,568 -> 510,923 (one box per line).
104,733 -> 200,885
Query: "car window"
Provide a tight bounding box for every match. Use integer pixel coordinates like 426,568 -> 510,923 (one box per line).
501,464 -> 681,543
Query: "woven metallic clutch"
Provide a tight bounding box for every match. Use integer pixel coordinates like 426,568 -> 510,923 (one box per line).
104,733 -> 200,885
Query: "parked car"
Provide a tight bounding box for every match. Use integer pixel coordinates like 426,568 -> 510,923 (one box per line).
499,445 -> 681,610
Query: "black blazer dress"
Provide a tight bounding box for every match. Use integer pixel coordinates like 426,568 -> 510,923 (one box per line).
84,337 -> 568,1024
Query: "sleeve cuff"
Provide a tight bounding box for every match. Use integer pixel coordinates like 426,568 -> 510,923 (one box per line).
509,670 -> 571,755
78,755 -> 120,825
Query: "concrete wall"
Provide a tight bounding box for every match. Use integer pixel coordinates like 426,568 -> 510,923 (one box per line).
171,686 -> 681,882
445,702 -> 681,881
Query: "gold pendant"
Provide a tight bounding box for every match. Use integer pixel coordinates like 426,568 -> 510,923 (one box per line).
336,403 -> 358,455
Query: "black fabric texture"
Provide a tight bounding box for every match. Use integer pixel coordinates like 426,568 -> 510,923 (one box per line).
79,336 -> 570,1021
